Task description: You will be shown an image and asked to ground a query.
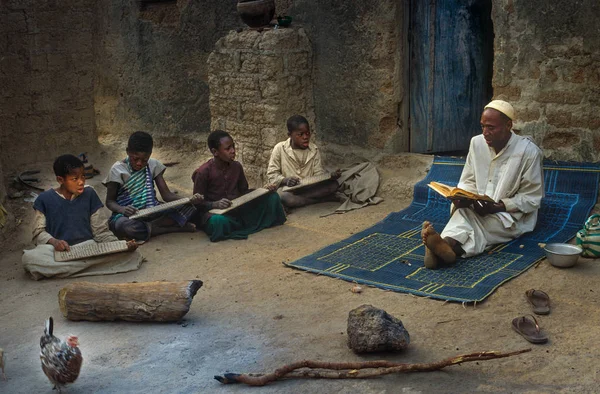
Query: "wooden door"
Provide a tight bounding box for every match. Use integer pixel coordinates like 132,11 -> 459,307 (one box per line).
409,0 -> 493,153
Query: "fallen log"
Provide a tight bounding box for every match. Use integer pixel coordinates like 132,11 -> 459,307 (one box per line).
58,280 -> 202,322
215,348 -> 531,386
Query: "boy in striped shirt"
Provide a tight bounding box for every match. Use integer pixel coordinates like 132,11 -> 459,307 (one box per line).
104,131 -> 202,241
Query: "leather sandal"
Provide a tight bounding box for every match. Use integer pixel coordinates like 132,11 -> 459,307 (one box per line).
512,315 -> 548,344
525,289 -> 550,315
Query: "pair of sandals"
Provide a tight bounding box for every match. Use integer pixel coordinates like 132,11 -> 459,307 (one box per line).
512,289 -> 550,344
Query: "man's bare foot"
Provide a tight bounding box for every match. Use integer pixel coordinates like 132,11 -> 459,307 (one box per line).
421,221 -> 456,268
421,221 -> 439,269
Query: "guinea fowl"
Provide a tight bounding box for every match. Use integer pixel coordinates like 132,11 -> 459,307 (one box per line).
40,317 -> 82,392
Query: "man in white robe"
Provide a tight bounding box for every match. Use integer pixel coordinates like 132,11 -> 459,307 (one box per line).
421,100 -> 544,269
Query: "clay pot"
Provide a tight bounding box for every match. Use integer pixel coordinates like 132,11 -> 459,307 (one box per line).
237,0 -> 275,28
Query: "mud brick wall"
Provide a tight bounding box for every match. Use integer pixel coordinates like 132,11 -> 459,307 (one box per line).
0,0 -> 98,173
492,0 -> 600,161
208,27 -> 314,185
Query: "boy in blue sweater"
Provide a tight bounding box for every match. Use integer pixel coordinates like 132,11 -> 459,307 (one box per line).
22,155 -> 142,280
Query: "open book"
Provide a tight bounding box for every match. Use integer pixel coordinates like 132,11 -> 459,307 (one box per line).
427,182 -> 495,202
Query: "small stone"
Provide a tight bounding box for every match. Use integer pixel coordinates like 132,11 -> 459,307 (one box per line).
350,285 -> 363,293
347,304 -> 410,354
519,244 -> 524,249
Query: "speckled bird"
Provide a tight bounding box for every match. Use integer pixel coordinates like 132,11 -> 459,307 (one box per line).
39,317 -> 82,393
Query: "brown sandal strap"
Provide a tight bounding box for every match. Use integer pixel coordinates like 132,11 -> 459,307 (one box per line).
521,314 -> 541,334
525,289 -> 550,305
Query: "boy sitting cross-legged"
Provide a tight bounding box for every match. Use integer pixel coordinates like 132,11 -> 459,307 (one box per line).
22,154 -> 143,280
104,131 -> 203,241
191,130 -> 287,242
267,115 -> 341,209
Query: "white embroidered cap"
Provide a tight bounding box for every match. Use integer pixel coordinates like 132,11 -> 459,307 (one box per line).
484,100 -> 515,120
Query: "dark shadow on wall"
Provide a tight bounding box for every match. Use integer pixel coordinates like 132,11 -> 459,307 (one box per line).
289,1 -> 403,150
94,0 -> 243,142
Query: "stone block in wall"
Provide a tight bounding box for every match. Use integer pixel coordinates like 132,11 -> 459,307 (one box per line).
241,102 -> 280,124
31,32 -> 58,53
368,116 -> 397,150
6,32 -> 31,57
209,74 -> 258,99
546,110 -> 572,129
217,30 -> 260,50
0,55 -> 26,75
493,85 -> 521,101
589,86 -> 600,106
286,52 -> 310,73
3,0 -> 35,10
78,72 -> 94,91
209,51 -> 239,73
0,77 -> 18,98
540,67 -> 558,84
225,119 -> 261,141
29,54 -> 48,71
0,12 -> 28,33
0,157 -> 5,204
513,104 -> 540,123
258,55 -> 284,77
210,98 -> 240,120
562,66 -> 586,84
17,114 -> 51,135
32,95 -> 58,113
594,134 -> 600,152
572,113 -> 600,130
47,53 -> 70,70
24,73 -> 53,94
543,131 -> 581,149
1,94 -> 31,113
536,90 -> 584,105
239,52 -> 259,73
261,127 -> 286,148
241,164 -> 264,185
259,80 -> 283,101
257,28 -> 299,50
33,11 -> 68,31
492,53 -> 515,87
589,65 -> 600,84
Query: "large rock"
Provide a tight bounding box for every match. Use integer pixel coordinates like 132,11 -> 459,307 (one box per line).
347,304 -> 410,354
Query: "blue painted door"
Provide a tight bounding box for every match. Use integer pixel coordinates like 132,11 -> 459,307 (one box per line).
409,0 -> 493,153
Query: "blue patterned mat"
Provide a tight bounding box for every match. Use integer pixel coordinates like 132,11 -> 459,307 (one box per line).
286,157 -> 600,302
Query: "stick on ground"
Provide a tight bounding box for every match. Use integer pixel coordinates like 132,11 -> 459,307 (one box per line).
214,348 -> 531,386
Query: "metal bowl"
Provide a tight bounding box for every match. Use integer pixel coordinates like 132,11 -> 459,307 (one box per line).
544,243 -> 582,268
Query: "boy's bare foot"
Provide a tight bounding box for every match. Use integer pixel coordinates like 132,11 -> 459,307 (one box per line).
150,222 -> 196,237
421,221 -> 457,268
182,222 -> 196,232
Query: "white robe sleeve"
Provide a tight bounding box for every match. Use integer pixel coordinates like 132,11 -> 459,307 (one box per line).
457,139 -> 477,193
501,149 -> 544,214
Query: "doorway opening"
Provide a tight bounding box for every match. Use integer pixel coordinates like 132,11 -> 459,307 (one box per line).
407,0 -> 494,154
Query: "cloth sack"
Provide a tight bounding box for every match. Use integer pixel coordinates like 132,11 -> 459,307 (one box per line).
576,214 -> 600,258
322,162 -> 384,217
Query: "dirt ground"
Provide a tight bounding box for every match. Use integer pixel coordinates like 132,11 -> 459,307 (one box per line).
1,146 -> 599,393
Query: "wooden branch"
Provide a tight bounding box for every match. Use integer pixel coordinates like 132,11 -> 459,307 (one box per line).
214,348 -> 531,386
58,280 -> 202,322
